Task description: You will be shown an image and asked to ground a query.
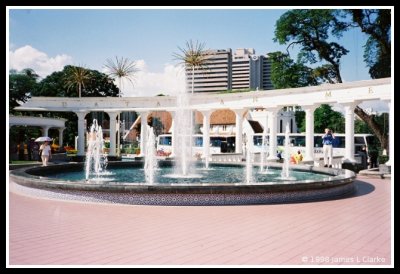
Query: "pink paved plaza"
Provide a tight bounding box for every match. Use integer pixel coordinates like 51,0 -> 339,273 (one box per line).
8,175 -> 392,266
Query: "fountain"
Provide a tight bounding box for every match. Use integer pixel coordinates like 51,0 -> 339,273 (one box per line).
174,88 -> 191,176
144,125 -> 157,184
10,96 -> 356,205
259,116 -> 273,175
245,142 -> 253,184
279,123 -> 296,181
85,119 -> 108,180
165,87 -> 201,179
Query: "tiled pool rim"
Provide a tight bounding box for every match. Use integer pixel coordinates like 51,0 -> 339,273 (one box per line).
9,161 -> 356,206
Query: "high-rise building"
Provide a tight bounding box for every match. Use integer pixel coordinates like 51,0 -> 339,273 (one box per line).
185,48 -> 273,93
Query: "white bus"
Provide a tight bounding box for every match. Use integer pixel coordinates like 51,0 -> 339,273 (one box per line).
157,134 -> 236,156
251,133 -> 374,159
156,133 -> 374,158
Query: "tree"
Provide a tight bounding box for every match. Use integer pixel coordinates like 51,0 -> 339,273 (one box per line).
31,66 -> 119,147
34,65 -> 119,98
274,9 -> 348,83
274,9 -> 390,150
347,9 -> 391,79
269,53 -> 345,133
64,65 -> 92,97
173,39 -> 210,94
9,68 -> 39,114
313,104 -> 345,133
269,51 -> 318,88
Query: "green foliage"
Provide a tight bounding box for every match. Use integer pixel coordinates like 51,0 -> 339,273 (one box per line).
273,9 -> 390,150
378,155 -> 389,164
9,69 -> 39,114
64,65 -> 91,97
348,9 -> 391,79
313,104 -> 345,133
295,105 -> 344,133
269,52 -> 318,88
33,65 -> 119,98
354,119 -> 371,134
274,9 -> 349,83
26,65 -> 119,146
354,113 -> 389,135
295,110 -> 306,132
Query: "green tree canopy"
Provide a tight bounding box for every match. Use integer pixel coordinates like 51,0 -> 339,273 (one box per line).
269,51 -> 317,88
9,68 -> 39,114
33,65 -> 119,97
29,66 -> 119,146
274,9 -> 348,83
64,65 -> 91,97
347,9 -> 391,79
273,9 -> 390,150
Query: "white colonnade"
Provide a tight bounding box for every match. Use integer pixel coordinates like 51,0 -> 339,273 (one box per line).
14,78 -> 391,163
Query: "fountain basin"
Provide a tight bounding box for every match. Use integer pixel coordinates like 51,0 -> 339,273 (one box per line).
10,161 -> 356,205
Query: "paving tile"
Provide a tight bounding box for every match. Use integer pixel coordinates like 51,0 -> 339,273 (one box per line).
8,176 -> 392,266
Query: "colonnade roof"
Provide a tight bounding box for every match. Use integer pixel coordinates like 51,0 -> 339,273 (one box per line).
9,115 -> 66,128
15,78 -> 391,113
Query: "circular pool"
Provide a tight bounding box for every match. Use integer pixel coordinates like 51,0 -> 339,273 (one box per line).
9,161 -> 356,206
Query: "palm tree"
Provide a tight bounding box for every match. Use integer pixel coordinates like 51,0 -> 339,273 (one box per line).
104,56 -> 138,97
64,65 -> 91,97
173,40 -> 210,94
104,56 -> 138,156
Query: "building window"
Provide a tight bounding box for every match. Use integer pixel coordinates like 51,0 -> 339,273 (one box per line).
222,125 -> 227,131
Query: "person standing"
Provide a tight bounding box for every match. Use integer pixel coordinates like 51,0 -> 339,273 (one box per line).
39,141 -> 52,166
294,150 -> 303,164
322,128 -> 335,168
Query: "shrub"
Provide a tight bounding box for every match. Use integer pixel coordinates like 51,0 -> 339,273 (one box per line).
378,155 -> 389,164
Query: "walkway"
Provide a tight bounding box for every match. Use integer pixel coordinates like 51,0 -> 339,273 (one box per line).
8,175 -> 391,266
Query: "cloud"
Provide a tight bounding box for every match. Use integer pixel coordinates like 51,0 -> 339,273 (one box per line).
9,45 -> 73,78
115,60 -> 186,97
9,46 -> 185,96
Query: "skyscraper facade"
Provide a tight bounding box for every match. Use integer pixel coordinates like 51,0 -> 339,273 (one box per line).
186,48 -> 273,93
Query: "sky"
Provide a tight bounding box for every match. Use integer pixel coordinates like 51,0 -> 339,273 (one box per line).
8,7 -> 390,111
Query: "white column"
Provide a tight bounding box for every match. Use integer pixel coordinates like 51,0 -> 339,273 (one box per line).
201,110 -> 212,160
107,111 -> 119,157
139,111 -> 149,156
58,127 -> 65,148
267,108 -> 279,160
41,126 -> 51,137
386,100 -> 392,166
170,111 -> 176,157
75,111 -> 88,156
342,103 -> 357,163
303,105 -> 317,162
234,109 -> 246,154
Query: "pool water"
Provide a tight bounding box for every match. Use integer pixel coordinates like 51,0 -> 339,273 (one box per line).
47,164 -> 331,184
